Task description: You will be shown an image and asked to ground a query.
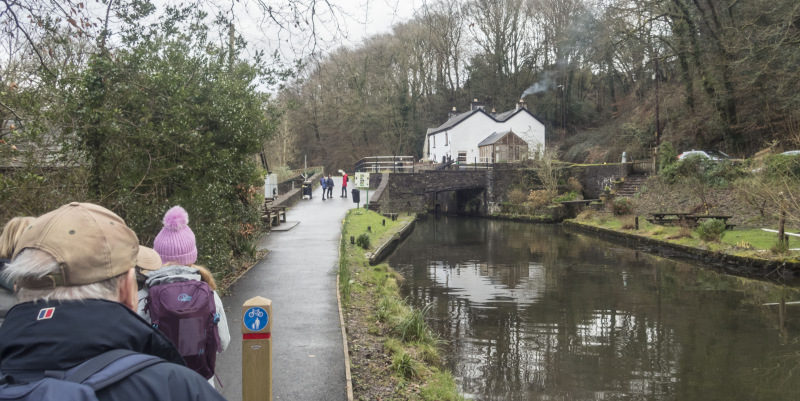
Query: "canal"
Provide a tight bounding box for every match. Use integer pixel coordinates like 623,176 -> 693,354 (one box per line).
387,216 -> 800,400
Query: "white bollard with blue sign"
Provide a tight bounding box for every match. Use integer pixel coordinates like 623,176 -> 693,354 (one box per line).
242,296 -> 272,401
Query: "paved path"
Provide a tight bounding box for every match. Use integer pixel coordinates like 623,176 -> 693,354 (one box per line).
216,179 -> 355,400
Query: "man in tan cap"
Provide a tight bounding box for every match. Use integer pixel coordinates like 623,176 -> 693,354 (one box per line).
0,203 -> 225,400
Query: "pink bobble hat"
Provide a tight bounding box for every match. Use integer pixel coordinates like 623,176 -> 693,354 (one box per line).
153,206 -> 197,266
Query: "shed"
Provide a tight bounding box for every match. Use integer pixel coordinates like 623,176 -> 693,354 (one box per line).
478,130 -> 528,163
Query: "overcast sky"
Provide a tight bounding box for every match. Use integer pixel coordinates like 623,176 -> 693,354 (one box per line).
204,0 -> 420,62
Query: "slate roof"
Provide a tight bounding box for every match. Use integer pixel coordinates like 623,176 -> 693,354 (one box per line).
478,131 -> 513,147
426,106 -> 545,137
494,110 -> 516,121
426,109 -> 484,135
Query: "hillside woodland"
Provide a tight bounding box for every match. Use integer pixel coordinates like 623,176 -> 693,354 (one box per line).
2,0 -> 799,270
269,0 -> 800,170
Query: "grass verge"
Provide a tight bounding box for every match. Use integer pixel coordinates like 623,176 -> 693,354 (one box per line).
573,211 -> 800,261
340,209 -> 464,401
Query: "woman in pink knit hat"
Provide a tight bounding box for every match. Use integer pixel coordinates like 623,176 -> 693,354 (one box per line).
137,206 -> 230,388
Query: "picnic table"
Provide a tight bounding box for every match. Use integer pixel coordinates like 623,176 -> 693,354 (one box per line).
648,213 -> 735,229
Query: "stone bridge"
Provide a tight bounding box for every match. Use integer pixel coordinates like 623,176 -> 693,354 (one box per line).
366,162 -> 637,215
369,165 -> 527,215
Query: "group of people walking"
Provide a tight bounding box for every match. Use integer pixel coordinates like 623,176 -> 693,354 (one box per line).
320,172 -> 348,201
0,203 -> 229,399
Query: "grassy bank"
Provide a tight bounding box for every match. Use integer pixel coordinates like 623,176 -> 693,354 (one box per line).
571,209 -> 800,263
339,209 -> 463,401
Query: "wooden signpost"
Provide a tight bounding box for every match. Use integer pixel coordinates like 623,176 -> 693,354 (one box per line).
242,296 -> 273,401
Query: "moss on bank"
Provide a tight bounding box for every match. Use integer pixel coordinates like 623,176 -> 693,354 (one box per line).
339,209 -> 463,401
564,211 -> 800,278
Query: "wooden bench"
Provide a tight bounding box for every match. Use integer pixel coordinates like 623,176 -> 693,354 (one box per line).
648,213 -> 734,229
261,202 -> 287,228
647,212 -> 693,226
559,199 -> 597,206
692,215 -> 734,229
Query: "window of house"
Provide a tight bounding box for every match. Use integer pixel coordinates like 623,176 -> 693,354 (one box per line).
458,151 -> 467,163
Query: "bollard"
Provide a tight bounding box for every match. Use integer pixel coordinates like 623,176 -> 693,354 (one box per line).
383,219 -> 386,226
635,216 -> 639,230
242,296 -> 273,401
350,235 -> 355,244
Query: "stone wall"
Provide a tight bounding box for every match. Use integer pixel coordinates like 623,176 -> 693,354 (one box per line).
377,168 -> 527,214
373,164 -> 631,214
487,166 -> 530,204
567,164 -> 627,199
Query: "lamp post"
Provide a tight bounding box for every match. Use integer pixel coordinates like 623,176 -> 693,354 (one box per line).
653,52 -> 661,148
557,84 -> 565,140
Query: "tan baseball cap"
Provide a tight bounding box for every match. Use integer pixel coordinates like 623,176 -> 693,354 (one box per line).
13,202 -> 139,288
137,246 -> 163,271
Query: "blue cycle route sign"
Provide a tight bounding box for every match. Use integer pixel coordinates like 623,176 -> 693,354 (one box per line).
243,306 -> 268,332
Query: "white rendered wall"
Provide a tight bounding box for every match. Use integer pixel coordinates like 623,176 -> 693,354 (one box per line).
498,113 -> 546,156
427,110 -> 546,162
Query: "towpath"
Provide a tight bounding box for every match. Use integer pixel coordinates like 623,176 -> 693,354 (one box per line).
215,178 -> 355,400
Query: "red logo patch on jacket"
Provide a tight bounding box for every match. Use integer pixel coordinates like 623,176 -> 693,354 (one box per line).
37,307 -> 55,320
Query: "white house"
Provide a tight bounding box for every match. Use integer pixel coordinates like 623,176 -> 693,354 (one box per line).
423,99 -> 545,163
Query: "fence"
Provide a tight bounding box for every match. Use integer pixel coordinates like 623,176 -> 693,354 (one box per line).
354,156 -> 415,173
629,159 -> 655,174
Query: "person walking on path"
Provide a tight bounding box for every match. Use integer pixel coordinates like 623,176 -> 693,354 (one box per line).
0,202 -> 224,400
341,172 -> 348,198
213,182 -> 354,400
320,175 -> 327,201
326,175 -> 334,199
138,206 -> 230,388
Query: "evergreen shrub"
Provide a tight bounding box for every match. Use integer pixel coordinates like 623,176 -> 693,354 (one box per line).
612,198 -> 633,215
696,219 -> 726,242
356,233 -> 371,249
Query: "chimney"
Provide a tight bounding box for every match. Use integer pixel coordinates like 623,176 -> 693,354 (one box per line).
491,107 -> 497,118
516,99 -> 527,110
448,106 -> 459,120
470,98 -> 485,111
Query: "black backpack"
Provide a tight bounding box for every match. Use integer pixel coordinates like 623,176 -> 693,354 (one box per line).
0,349 -> 164,400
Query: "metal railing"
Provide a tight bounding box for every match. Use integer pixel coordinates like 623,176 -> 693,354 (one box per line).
630,160 -> 655,173
354,156 -> 415,173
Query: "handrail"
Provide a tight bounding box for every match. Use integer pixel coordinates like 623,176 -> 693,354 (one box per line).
354,156 -> 415,173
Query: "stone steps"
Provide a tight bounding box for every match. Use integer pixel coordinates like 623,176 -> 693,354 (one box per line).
615,174 -> 650,198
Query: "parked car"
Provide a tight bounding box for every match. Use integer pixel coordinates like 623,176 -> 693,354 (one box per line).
781,150 -> 800,156
677,149 -> 732,161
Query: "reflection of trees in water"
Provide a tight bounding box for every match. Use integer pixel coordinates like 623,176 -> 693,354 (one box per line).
390,217 -> 800,400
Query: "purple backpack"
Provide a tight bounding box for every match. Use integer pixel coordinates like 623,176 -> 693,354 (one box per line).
146,280 -> 220,379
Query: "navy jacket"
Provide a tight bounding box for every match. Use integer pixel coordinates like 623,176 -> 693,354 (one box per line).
0,299 -> 225,400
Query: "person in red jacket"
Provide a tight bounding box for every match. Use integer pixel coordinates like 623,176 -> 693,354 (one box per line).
341,172 -> 348,198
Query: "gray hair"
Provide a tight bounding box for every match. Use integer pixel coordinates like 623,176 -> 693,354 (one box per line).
2,249 -> 126,303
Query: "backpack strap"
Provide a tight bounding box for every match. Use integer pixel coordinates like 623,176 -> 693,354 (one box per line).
45,349 -> 165,392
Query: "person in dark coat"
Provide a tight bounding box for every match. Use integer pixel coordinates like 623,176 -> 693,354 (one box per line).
320,175 -> 327,200
326,175 -> 334,199
0,203 -> 224,401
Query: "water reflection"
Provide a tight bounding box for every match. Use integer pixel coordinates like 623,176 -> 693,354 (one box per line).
388,216 -> 800,400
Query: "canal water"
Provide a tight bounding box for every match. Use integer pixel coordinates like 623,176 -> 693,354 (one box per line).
387,216 -> 800,401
